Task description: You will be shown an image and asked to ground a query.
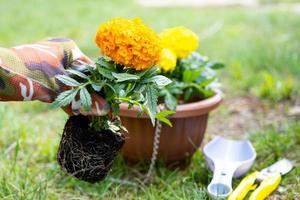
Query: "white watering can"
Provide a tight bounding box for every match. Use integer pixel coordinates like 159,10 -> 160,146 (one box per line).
203,137 -> 256,199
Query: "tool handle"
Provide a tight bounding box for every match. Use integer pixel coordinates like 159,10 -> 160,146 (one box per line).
249,173 -> 281,200
228,171 -> 259,200
207,164 -> 237,199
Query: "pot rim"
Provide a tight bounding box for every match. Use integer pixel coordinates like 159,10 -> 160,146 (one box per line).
119,91 -> 223,118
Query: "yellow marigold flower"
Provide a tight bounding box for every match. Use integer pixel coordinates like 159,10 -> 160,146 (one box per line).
95,18 -> 161,70
159,26 -> 199,59
158,48 -> 177,72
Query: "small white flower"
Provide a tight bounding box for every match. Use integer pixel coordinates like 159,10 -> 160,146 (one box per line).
202,67 -> 216,78
206,80 -> 221,91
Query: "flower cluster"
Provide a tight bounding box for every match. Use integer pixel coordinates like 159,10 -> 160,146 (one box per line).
158,26 -> 199,72
95,18 -> 161,70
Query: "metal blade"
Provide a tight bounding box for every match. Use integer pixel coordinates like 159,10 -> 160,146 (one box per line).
260,159 -> 293,176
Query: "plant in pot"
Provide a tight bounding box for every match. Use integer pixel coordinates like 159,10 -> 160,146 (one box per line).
53,18 -> 173,183
120,26 -> 224,168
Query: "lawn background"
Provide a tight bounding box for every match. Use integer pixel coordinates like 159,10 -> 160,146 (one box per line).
0,0 -> 299,199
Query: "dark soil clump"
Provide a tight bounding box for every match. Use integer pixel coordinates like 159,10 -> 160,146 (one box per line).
57,115 -> 125,183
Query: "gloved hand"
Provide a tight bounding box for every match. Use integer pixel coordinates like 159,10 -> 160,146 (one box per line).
0,38 -> 109,116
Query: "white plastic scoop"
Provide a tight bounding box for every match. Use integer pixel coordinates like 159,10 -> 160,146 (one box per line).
203,137 -> 256,199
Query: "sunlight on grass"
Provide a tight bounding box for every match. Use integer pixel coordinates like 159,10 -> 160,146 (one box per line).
1,0 -> 299,100
0,100 -> 299,199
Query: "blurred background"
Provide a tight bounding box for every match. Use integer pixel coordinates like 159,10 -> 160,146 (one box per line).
0,0 -> 299,199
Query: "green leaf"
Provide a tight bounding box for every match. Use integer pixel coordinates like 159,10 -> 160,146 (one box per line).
190,83 -> 206,93
66,69 -> 88,79
104,83 -> 116,101
111,102 -> 120,116
147,75 -> 172,87
155,110 -> 175,127
133,92 -> 145,102
135,84 -> 146,93
119,89 -> 126,97
137,67 -> 159,78
97,67 -> 114,79
165,92 -> 177,111
56,75 -> 80,87
97,57 -> 116,70
112,72 -> 140,82
52,89 -> 78,108
86,64 -> 96,73
80,88 -> 92,111
145,85 -> 158,125
184,87 -> 196,102
113,83 -> 126,94
156,110 -> 176,117
105,82 -> 117,93
207,62 -> 224,69
125,82 -> 136,95
165,82 -> 184,95
92,81 -> 105,92
183,69 -> 201,83
198,77 -> 215,87
157,117 -> 172,127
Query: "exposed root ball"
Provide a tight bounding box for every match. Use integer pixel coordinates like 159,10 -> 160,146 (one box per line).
57,115 -> 125,183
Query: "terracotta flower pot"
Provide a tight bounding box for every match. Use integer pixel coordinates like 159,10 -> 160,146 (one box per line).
119,92 -> 222,169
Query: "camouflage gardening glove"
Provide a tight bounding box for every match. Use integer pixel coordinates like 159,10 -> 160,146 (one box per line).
0,38 -> 109,116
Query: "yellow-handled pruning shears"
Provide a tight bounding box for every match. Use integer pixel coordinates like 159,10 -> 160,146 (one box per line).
228,159 -> 293,200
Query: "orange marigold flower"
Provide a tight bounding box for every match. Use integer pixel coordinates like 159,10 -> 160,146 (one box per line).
95,18 -> 161,70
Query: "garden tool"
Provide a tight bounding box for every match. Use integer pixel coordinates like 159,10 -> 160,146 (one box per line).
203,137 -> 256,199
228,158 -> 293,200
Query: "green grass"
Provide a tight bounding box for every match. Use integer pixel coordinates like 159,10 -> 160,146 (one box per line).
260,0 -> 300,3
0,0 -> 300,199
1,0 -> 300,97
0,102 -> 299,199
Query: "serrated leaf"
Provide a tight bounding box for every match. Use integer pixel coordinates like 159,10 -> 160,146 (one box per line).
52,89 -> 78,108
145,85 -> 158,125
137,93 -> 145,102
125,82 -> 136,94
156,110 -> 175,118
92,81 -> 106,92
136,84 -> 146,93
155,115 -> 172,127
80,88 -> 92,111
86,64 -> 96,72
148,75 -> 172,87
137,67 -> 159,78
105,83 -> 116,93
97,57 -> 116,70
155,110 -> 175,127
56,75 -> 80,87
66,69 -> 88,79
97,67 -> 114,79
92,84 -> 101,92
165,92 -> 177,111
113,83 -> 126,93
112,72 -> 140,82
